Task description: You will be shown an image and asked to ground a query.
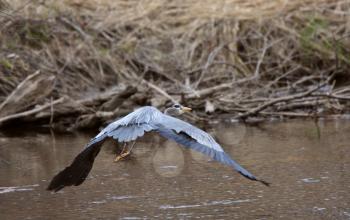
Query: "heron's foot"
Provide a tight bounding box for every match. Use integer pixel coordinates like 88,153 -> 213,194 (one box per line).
114,151 -> 131,162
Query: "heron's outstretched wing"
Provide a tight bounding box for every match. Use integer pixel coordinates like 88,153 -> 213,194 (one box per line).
47,107 -> 160,192
154,115 -> 269,186
47,106 -> 268,192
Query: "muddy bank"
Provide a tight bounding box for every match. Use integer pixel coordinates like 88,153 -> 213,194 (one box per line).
0,0 -> 350,130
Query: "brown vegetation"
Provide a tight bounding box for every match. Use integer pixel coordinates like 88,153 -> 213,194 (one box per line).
0,0 -> 350,130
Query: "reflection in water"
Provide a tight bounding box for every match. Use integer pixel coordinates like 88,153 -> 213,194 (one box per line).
0,120 -> 350,219
153,141 -> 184,177
190,148 -> 211,164
215,123 -> 247,145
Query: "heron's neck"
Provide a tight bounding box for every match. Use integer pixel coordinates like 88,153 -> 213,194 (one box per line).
164,108 -> 171,115
164,108 -> 178,116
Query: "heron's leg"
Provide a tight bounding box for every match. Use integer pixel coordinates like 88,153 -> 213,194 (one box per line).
126,141 -> 136,153
114,142 -> 136,162
120,142 -> 127,154
119,141 -> 136,157
114,142 -> 127,162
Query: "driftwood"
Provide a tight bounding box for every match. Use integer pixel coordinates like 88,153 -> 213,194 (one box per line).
99,86 -> 137,111
234,81 -> 330,120
73,86 -> 137,130
0,83 -> 137,129
0,97 -> 64,126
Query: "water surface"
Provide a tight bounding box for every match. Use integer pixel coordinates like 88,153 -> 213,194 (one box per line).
0,120 -> 349,219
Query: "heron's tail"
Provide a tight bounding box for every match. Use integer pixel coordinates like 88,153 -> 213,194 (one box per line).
47,137 -> 105,192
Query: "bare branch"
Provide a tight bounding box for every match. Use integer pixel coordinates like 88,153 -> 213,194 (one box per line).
0,98 -> 65,126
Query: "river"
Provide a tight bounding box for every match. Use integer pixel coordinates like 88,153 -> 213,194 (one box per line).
0,120 -> 349,219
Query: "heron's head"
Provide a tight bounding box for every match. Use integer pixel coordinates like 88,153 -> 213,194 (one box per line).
164,104 -> 192,116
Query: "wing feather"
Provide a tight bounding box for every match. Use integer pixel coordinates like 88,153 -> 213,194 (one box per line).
46,134 -> 106,192
155,126 -> 269,186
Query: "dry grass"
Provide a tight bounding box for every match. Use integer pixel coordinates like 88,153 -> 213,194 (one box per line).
0,0 -> 350,128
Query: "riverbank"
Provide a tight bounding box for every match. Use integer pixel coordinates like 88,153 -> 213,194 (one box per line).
0,0 -> 349,130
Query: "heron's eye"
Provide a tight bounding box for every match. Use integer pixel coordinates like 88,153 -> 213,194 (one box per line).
173,104 -> 180,108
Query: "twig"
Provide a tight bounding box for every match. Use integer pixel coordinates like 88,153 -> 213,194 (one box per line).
276,100 -> 326,111
49,96 -> 54,126
59,17 -> 90,40
253,37 -> 267,78
141,79 -> 178,103
311,93 -> 350,101
186,75 -> 258,99
0,70 -> 41,112
193,44 -> 224,89
259,111 -> 312,117
292,75 -> 324,88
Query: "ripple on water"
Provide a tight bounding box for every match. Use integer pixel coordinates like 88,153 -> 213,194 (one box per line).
313,207 -> 326,212
120,217 -> 143,220
0,184 -> 39,194
159,199 -> 255,210
108,195 -> 138,200
301,178 -> 320,183
90,200 -> 107,204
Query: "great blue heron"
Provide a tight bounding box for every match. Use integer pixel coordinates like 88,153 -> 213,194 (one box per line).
47,104 -> 269,192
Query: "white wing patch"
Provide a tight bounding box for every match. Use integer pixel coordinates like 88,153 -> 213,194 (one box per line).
108,124 -> 154,142
93,106 -> 160,141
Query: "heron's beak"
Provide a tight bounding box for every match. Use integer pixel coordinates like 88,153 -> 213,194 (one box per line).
181,106 -> 192,112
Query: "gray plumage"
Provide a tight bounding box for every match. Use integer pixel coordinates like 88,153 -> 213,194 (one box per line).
47,106 -> 269,192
